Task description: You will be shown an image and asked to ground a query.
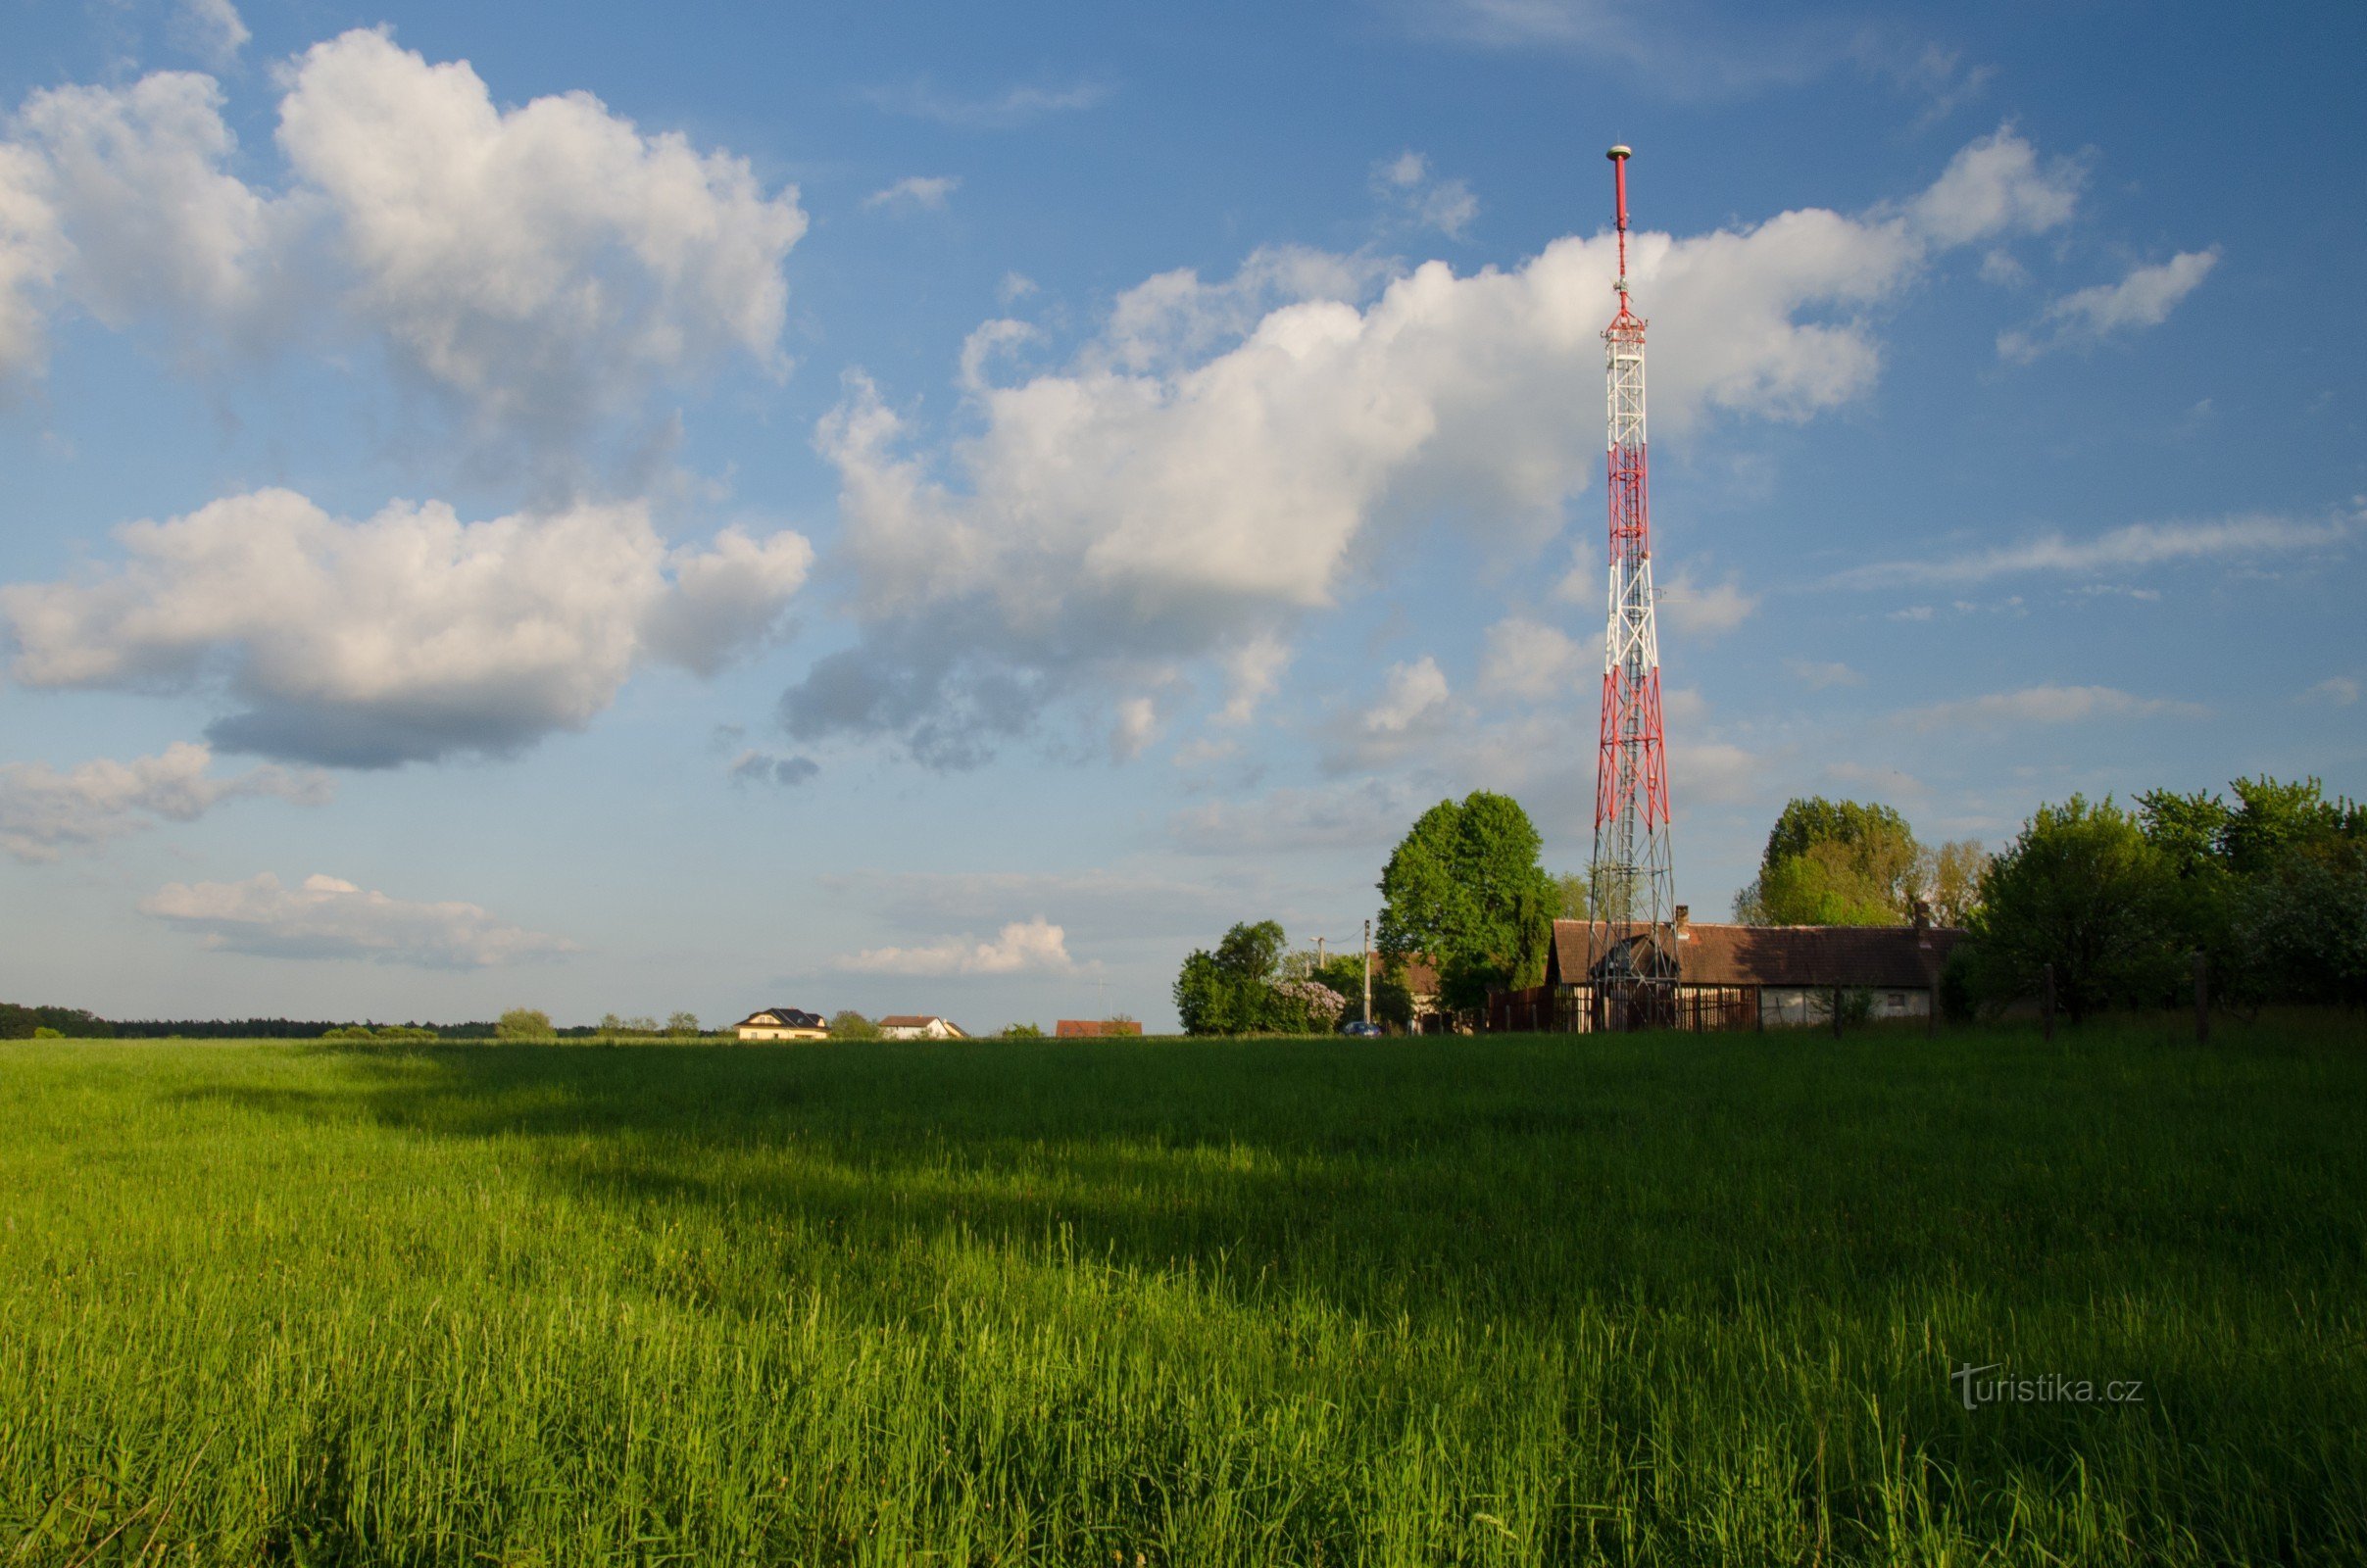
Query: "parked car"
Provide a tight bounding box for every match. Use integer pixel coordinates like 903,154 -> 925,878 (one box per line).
1339,1020 -> 1383,1038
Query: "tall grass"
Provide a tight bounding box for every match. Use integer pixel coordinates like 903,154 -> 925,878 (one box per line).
1,1015 -> 2361,1564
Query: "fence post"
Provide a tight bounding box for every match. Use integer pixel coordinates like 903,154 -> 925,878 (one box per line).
2193,949 -> 2209,1045
2041,963 -> 2056,1044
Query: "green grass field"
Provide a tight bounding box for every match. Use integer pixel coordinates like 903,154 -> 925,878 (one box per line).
2,1019 -> 2362,1565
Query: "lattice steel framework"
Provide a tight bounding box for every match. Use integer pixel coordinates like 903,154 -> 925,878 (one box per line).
1588,144 -> 1678,1028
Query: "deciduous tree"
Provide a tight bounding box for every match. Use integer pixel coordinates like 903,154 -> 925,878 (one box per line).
1963,797 -> 2182,1023
1376,793 -> 1556,1013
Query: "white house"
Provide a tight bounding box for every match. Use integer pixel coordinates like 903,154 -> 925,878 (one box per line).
734,1007 -> 828,1042
876,1014 -> 967,1040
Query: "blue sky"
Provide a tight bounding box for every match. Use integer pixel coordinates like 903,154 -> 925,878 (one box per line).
2,0 -> 2360,1031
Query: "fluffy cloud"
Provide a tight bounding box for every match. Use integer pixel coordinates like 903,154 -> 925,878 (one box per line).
276,28 -> 807,459
1841,511 -> 2354,587
1480,616 -> 1586,702
786,127 -> 2071,766
140,871 -> 576,966
1999,249 -> 2218,362
0,742 -> 330,862
1899,684 -> 2207,731
172,0 -> 251,67
0,488 -> 810,765
1905,126 -> 2080,247
833,917 -> 1074,976
1373,151 -> 1478,238
2299,676 -> 2358,709
0,31 -> 805,466
0,142 -> 65,378
16,73 -> 275,334
1650,565 -> 1759,636
863,175 -> 960,212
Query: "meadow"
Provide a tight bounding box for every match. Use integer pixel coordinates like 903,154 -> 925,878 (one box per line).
1,1018 -> 2361,1565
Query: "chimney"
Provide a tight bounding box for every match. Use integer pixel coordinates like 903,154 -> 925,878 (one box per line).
1912,898 -> 1932,947
1673,904 -> 1692,942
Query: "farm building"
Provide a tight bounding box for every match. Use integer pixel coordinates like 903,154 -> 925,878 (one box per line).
733,1007 -> 827,1041
1490,907 -> 1963,1032
1056,1019 -> 1143,1038
878,1014 -> 967,1040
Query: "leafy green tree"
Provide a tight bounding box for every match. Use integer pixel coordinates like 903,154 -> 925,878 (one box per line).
666,1010 -> 700,1037
1553,870 -> 1593,921
1918,840 -> 1991,927
997,1021 -> 1047,1040
1174,919 -> 1300,1035
1963,797 -> 2183,1023
495,1008 -> 553,1041
1735,798 -> 1921,925
828,1009 -> 879,1039
1377,793 -> 1557,1013
2139,775 -> 2366,1004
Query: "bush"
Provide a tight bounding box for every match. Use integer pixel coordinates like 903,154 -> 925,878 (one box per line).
997,1022 -> 1047,1040
495,1008 -> 554,1041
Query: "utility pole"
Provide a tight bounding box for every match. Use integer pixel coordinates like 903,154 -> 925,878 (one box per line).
1315,935 -> 1326,967
1362,918 -> 1373,1027
1587,143 -> 1677,1032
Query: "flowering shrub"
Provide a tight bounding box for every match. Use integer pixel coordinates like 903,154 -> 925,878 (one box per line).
1273,979 -> 1347,1031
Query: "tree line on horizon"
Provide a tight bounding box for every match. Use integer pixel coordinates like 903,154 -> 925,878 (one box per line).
1171,773 -> 2366,1035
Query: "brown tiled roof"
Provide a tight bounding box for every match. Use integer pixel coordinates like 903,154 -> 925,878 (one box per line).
876,1015 -> 939,1027
1548,920 -> 1960,989
1056,1019 -> 1143,1038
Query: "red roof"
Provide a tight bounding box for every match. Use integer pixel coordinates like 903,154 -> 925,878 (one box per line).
1056,1019 -> 1143,1038
1547,920 -> 1960,989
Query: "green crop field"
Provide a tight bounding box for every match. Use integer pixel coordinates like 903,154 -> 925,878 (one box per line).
2,1020 -> 2362,1566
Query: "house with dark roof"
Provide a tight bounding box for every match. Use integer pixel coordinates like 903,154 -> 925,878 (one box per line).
1496,906 -> 1963,1032
877,1014 -> 967,1040
733,1007 -> 827,1042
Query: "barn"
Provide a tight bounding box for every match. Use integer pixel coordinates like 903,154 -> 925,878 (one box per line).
1491,907 -> 1963,1032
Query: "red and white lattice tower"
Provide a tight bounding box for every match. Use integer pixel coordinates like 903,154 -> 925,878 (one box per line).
1587,144 -> 1678,1027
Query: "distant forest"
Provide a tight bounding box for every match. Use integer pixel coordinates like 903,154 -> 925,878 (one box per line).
0,1004 -> 509,1041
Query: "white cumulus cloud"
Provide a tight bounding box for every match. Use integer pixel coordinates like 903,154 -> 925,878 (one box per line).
784,127 -> 2069,766
1479,616 -> 1585,702
140,871 -> 577,967
0,30 -> 806,472
172,0 -> 251,68
833,917 -> 1074,976
0,742 -> 330,862
1999,249 -> 2218,362
0,488 -> 810,766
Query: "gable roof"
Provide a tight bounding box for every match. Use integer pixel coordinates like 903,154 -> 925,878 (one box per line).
1548,920 -> 1961,990
737,1007 -> 824,1029
877,1014 -> 943,1028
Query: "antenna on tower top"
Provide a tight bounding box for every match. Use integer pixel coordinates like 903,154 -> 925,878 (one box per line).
1607,144 -> 1632,295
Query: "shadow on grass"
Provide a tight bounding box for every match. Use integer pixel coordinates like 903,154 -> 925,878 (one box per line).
169,1018 -> 2367,1337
